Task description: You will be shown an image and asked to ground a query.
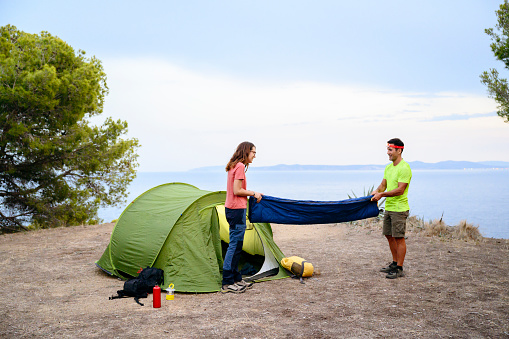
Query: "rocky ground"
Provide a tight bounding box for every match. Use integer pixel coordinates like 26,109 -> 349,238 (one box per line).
0,219 -> 508,338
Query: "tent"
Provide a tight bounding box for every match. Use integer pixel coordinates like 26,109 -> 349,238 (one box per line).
95,182 -> 290,293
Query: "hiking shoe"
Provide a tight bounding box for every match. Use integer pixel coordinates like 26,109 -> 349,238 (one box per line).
221,284 -> 246,294
380,262 -> 397,273
236,280 -> 254,289
386,268 -> 404,279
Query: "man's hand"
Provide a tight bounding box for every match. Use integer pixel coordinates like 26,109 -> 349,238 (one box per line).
371,192 -> 383,202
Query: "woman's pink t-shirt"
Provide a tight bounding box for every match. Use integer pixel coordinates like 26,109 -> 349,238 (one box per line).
225,162 -> 247,209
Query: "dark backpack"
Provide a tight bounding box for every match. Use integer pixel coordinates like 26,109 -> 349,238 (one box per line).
137,267 -> 164,289
109,267 -> 164,306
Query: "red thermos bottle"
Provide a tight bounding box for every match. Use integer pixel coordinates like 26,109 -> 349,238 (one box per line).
153,285 -> 161,308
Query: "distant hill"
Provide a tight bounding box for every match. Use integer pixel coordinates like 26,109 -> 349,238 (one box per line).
253,164 -> 385,171
478,161 -> 509,167
190,161 -> 509,172
409,161 -> 509,170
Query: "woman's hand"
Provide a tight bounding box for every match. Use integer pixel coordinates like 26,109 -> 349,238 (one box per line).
253,191 -> 263,203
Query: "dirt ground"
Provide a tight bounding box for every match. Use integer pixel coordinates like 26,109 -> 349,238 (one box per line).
0,220 -> 508,338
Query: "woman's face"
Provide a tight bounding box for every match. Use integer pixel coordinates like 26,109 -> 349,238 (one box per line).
247,147 -> 256,164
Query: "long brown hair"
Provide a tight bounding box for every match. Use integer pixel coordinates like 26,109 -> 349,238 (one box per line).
226,141 -> 255,172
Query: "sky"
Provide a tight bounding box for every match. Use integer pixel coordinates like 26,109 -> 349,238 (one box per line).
1,0 -> 508,171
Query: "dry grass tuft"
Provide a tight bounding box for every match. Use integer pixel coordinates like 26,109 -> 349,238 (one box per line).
344,215 -> 484,243
424,218 -> 452,238
420,218 -> 483,242
406,215 -> 426,233
454,220 -> 483,242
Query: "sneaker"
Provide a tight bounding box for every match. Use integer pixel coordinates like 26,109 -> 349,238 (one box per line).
380,262 -> 397,273
386,268 -> 404,279
236,280 -> 254,289
221,283 -> 246,293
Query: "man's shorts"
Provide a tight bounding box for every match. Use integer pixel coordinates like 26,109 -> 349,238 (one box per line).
383,210 -> 409,238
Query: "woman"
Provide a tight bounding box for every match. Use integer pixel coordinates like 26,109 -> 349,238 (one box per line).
222,141 -> 263,293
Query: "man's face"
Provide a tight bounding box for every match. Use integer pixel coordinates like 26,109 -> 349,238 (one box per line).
387,146 -> 401,161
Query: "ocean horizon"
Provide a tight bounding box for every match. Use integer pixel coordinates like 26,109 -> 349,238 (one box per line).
190,160 -> 509,172
99,168 -> 509,239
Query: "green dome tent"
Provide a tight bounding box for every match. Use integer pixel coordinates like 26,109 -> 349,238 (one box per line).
95,182 -> 290,292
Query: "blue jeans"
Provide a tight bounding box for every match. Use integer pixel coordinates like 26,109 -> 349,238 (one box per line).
222,208 -> 246,286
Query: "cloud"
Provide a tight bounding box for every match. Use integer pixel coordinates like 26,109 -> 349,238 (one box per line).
95,57 -> 505,171
424,112 -> 496,122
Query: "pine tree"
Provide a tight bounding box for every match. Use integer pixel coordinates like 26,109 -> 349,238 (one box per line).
0,25 -> 139,232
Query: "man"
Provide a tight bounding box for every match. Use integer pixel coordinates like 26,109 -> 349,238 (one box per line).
371,138 -> 412,279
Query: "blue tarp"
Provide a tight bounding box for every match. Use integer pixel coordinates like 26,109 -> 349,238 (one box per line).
248,195 -> 380,225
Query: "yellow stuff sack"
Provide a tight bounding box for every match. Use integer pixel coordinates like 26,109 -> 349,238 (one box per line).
281,256 -> 314,277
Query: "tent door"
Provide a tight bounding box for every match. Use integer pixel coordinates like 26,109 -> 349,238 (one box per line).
244,229 -> 280,281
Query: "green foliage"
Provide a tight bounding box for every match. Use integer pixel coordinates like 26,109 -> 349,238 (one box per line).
348,185 -> 385,219
347,185 -> 374,199
347,185 -> 384,204
480,0 -> 509,123
0,25 -> 140,233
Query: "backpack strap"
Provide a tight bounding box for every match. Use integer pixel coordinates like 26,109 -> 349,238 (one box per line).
298,261 -> 307,284
290,260 -> 308,284
109,290 -> 146,306
109,295 -> 124,300
109,290 -> 129,300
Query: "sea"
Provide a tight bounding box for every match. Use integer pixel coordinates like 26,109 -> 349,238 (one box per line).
99,169 -> 509,239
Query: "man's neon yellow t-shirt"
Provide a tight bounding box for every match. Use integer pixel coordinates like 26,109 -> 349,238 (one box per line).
383,160 -> 412,212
